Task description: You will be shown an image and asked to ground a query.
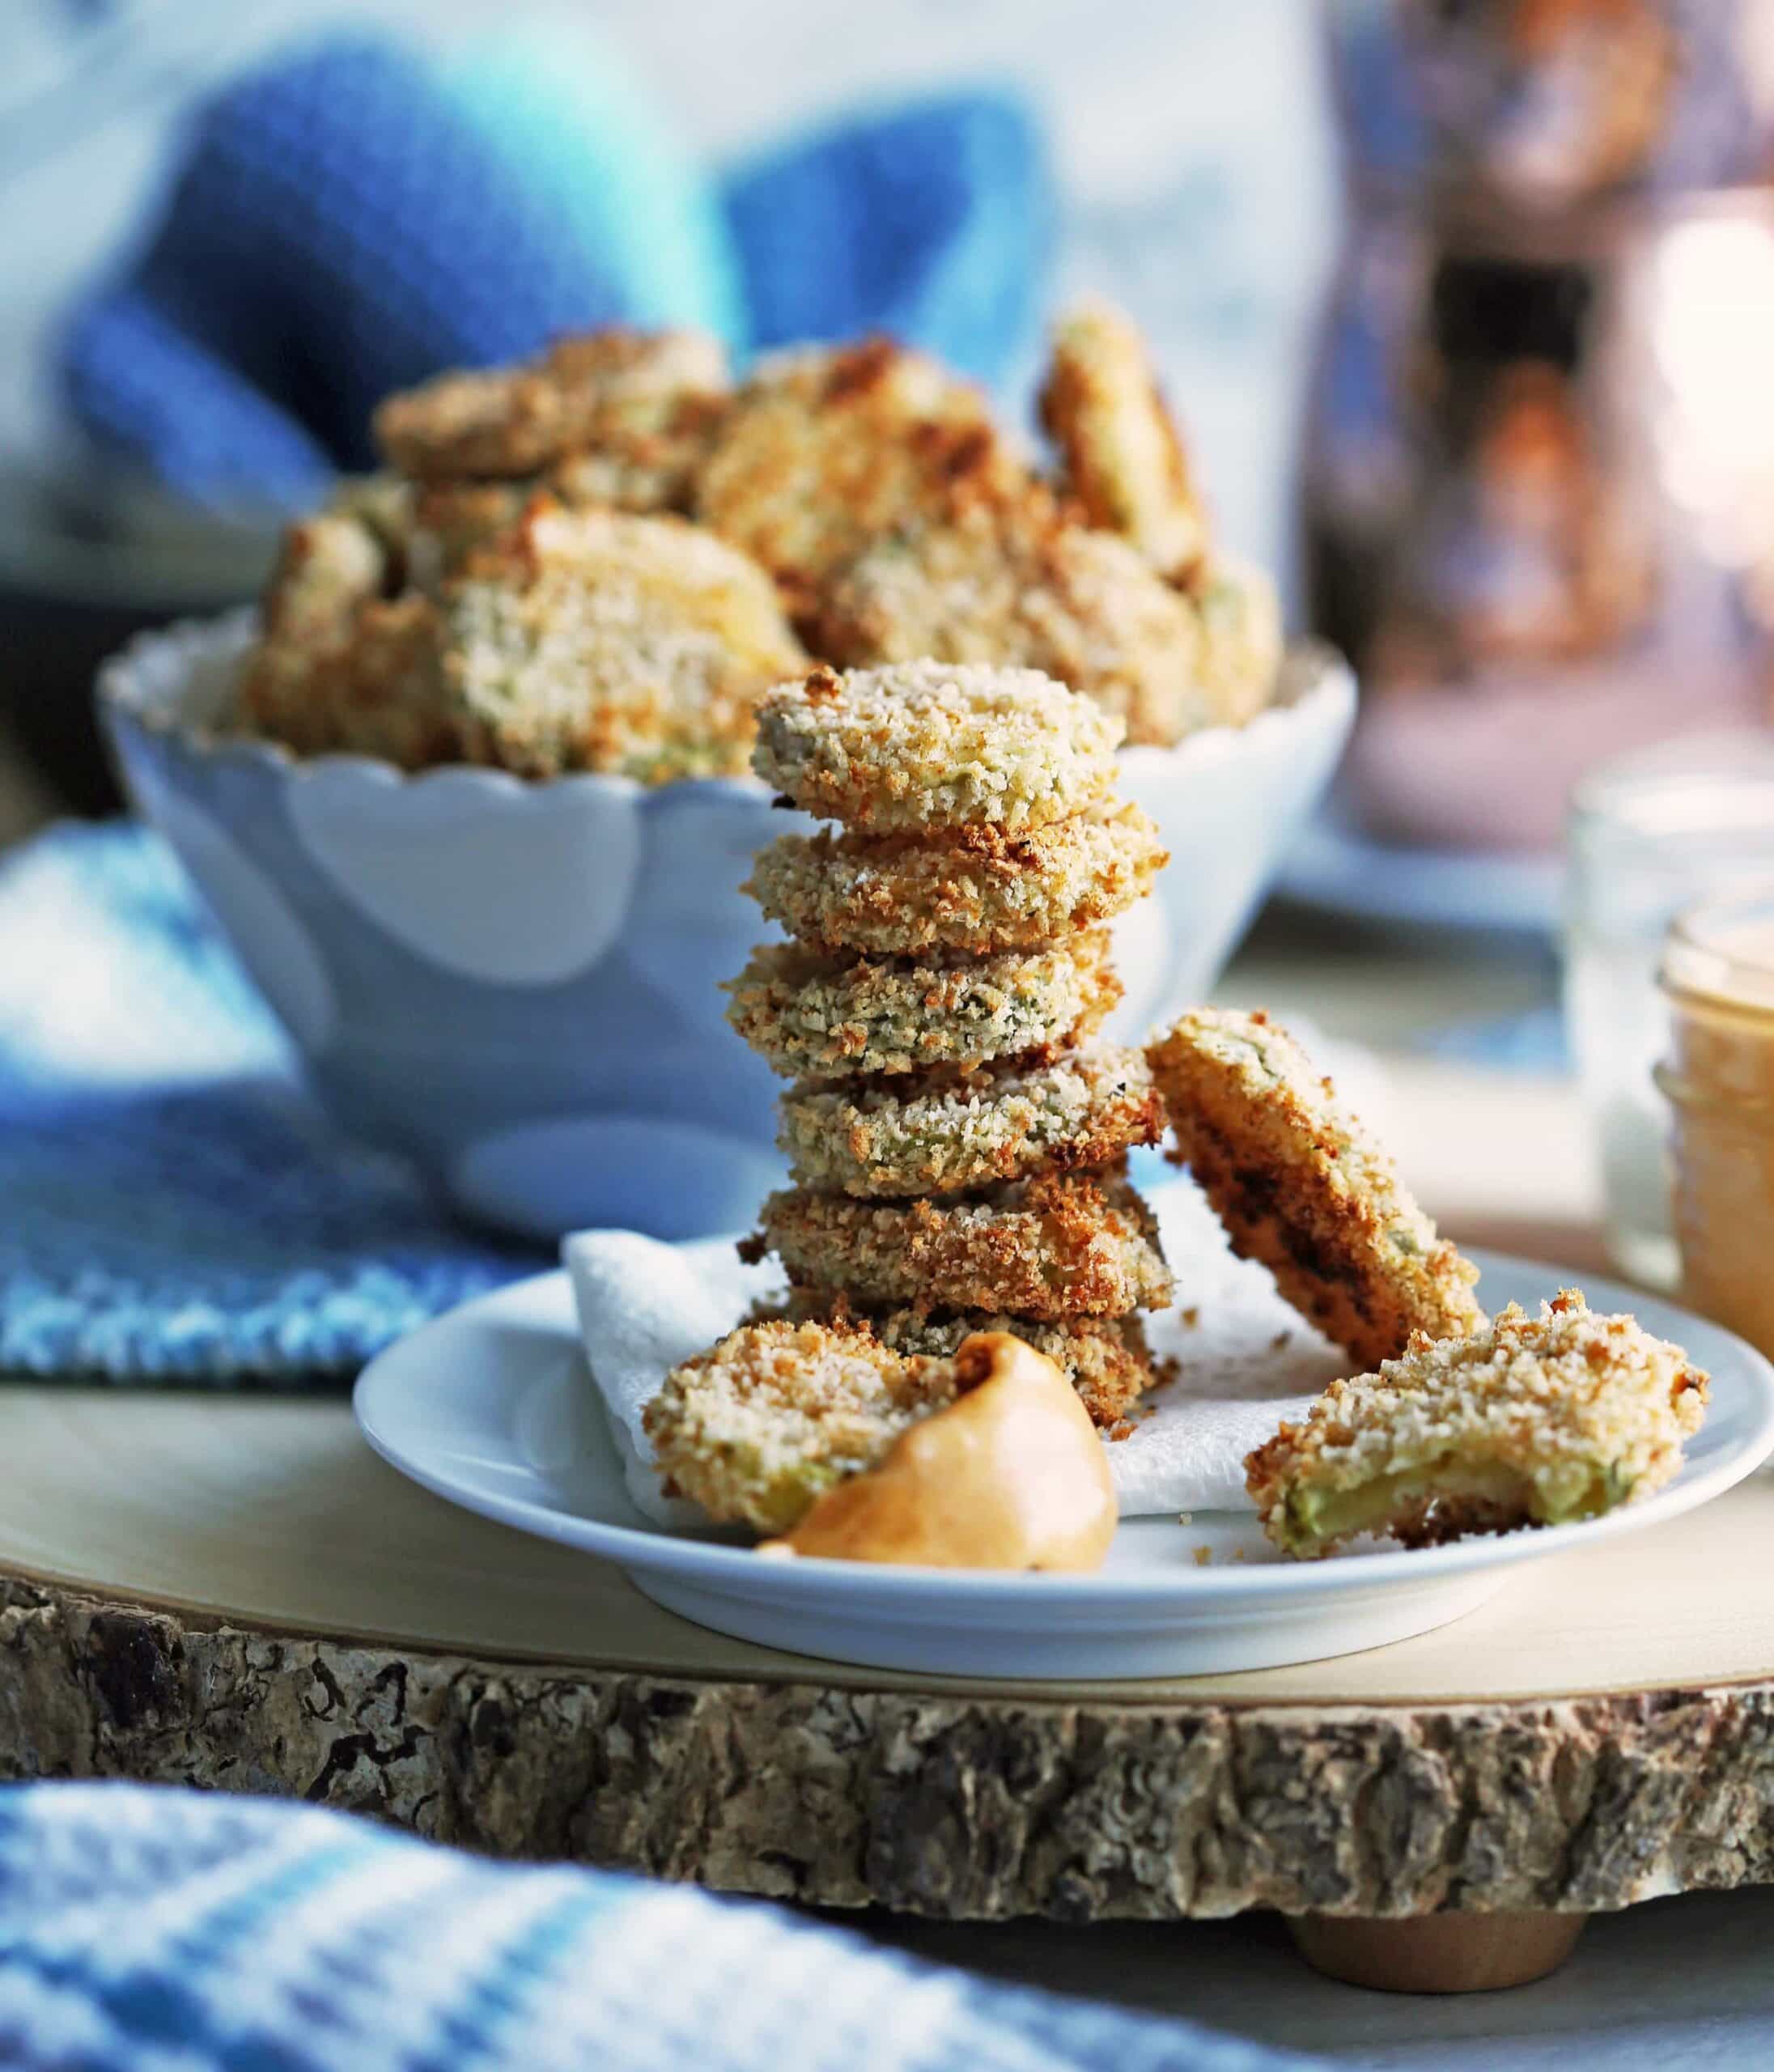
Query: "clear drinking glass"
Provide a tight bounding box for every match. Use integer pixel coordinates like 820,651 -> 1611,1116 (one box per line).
1564,736 -> 1774,1289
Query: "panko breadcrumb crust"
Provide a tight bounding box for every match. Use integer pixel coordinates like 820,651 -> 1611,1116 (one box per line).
1038,296 -> 1208,582
1148,1008 -> 1483,1369
813,515 -> 1220,746
777,1297 -> 1165,1433
1189,554 -> 1285,729
241,487 -> 805,777
440,503 -> 804,779
694,338 -> 1032,605
372,328 -> 729,496
753,661 -> 1121,834
743,804 -> 1167,957
724,932 -> 1118,1080
239,589 -> 452,771
778,1042 -> 1162,1198
241,312 -> 1290,786
1246,1291 -> 1708,1559
238,481 -> 437,763
642,1318 -> 960,1533
745,1166 -> 1173,1319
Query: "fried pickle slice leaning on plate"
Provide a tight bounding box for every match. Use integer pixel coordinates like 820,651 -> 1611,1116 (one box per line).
1148,1008 -> 1483,1368
1246,1291 -> 1708,1559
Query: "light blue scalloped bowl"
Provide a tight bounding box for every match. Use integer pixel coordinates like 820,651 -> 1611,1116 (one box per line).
99,614 -> 1353,1241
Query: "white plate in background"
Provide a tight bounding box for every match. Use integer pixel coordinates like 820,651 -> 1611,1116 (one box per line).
1279,806 -> 1561,940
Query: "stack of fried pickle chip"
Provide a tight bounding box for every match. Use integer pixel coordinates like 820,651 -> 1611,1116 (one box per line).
728,658 -> 1176,1432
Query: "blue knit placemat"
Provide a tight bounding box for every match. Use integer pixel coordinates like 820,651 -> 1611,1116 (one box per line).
0,824 -> 538,1383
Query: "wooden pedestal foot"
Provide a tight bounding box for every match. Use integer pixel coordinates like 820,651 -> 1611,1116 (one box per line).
1287,1911 -> 1586,1994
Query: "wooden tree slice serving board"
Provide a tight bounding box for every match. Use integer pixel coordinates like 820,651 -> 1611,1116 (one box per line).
2,1374 -> 1773,1992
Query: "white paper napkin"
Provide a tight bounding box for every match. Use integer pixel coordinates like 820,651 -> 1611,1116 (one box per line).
566,1176 -> 1350,1523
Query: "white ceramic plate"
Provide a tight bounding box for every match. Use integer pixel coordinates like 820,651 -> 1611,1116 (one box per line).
354,1255 -> 1774,1681
1280,806 -> 1560,940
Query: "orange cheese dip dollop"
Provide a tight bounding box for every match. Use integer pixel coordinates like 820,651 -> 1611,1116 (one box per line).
762,1331 -> 1116,1570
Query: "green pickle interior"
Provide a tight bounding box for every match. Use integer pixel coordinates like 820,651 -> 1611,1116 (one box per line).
1286,1454 -> 1632,1552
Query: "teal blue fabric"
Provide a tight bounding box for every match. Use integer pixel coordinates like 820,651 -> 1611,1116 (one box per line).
60,27 -> 1050,508
446,23 -> 745,347
724,91 -> 1051,380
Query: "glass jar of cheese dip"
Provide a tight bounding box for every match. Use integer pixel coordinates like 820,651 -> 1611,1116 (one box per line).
1568,743 -> 1774,1290
1658,894 -> 1774,1359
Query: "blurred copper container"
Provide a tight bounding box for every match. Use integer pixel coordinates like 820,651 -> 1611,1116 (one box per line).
1305,0 -> 1774,852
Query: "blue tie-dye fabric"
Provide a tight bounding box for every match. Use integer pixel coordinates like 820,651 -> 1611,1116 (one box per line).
60,27 -> 1050,509
0,1783 -> 1322,2072
0,823 -> 537,1383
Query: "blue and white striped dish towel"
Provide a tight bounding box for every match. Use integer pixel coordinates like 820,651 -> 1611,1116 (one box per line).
0,1783 -> 1319,2072
0,822 -> 539,1384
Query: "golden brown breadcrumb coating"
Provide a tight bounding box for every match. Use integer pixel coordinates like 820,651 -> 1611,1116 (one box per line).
643,1317 -> 960,1532
250,480 -> 405,645
1148,1008 -> 1483,1369
406,430 -> 761,587
725,930 -> 1118,1080
811,507 -> 1217,745
744,804 -> 1166,957
1187,553 -> 1284,728
874,1310 -> 1160,1432
694,338 -> 1035,608
778,1042 -> 1161,1198
439,503 -> 804,779
1038,295 -> 1208,581
775,1294 -> 1161,1433
373,327 -> 728,499
236,478 -> 447,765
1246,1290 -> 1708,1559
238,477 -> 806,779
753,660 -> 1120,834
745,1165 -> 1172,1319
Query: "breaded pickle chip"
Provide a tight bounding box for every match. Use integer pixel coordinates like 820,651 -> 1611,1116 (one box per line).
1039,295 -> 1208,580
1246,1291 -> 1708,1559
441,503 -> 804,779
779,1042 -> 1161,1198
744,805 -> 1166,957
747,1166 -> 1172,1319
695,338 -> 1030,600
726,932 -> 1117,1080
244,474 -> 405,650
238,593 -> 450,770
753,660 -> 1120,834
643,1318 -> 959,1533
1148,1008 -> 1483,1369
766,1296 -> 1161,1435
1189,552 -> 1284,728
236,475 -> 448,766
374,327 -> 728,496
813,513 -> 1216,745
